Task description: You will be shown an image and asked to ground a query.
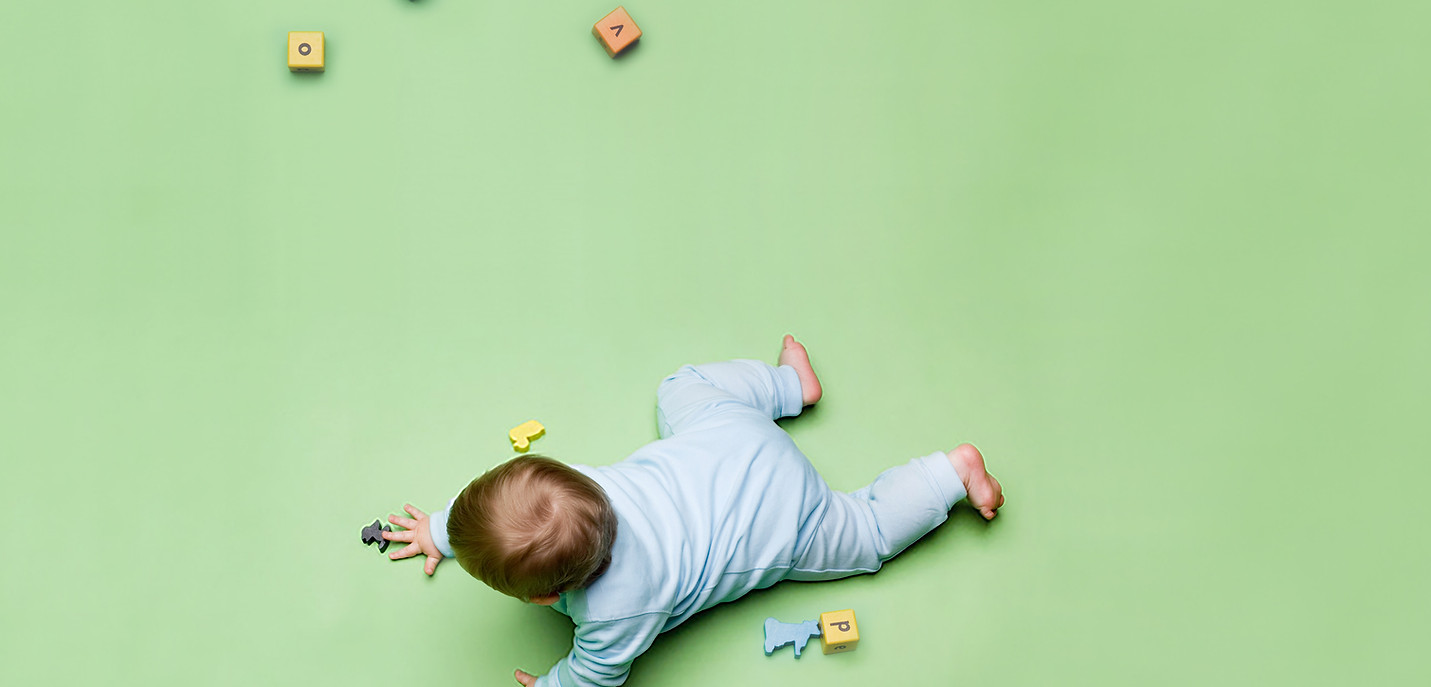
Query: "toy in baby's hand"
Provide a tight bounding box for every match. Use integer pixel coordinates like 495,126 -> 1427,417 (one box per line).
360,518 -> 393,553
763,618 -> 822,658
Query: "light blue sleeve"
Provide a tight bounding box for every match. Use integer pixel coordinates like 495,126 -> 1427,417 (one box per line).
533,612 -> 670,687
655,360 -> 805,437
426,497 -> 457,559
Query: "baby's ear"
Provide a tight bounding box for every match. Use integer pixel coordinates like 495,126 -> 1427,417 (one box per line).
529,593 -> 561,606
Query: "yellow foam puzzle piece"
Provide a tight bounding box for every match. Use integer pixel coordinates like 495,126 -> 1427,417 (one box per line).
509,420 -> 545,452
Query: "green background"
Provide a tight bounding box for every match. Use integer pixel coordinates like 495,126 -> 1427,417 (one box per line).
2,0 -> 1427,684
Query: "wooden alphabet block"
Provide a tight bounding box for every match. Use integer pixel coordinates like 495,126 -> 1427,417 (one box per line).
592,7 -> 641,57
288,31 -> 325,72
819,609 -> 859,654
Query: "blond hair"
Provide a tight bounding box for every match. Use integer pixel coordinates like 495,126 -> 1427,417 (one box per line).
447,455 -> 617,600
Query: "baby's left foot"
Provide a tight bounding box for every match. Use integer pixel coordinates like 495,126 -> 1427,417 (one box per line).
778,335 -> 822,406
948,444 -> 1004,520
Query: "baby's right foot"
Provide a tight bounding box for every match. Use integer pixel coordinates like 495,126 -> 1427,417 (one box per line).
948,444 -> 1004,520
778,334 -> 822,406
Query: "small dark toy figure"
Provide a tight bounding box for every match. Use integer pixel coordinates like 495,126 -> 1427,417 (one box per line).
361,518 -> 393,553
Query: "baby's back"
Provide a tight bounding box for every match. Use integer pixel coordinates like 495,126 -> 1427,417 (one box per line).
535,359 -> 825,685
569,415 -> 826,629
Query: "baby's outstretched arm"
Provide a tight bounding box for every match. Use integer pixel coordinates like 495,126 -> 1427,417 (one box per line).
383,504 -> 445,576
515,613 -> 669,687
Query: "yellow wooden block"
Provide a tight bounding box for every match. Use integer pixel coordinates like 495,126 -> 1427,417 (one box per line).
509,420 -> 546,452
819,609 -> 859,654
288,32 -> 325,72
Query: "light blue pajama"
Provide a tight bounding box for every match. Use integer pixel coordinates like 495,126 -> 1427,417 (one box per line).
428,360 -> 968,687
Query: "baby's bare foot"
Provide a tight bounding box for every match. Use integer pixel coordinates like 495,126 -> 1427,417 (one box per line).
777,334 -> 822,406
948,444 -> 1004,520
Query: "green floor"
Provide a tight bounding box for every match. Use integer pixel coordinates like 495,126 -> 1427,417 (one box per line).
2,1 -> 1428,684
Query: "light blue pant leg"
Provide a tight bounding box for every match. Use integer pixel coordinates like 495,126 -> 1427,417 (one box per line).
787,452 -> 968,581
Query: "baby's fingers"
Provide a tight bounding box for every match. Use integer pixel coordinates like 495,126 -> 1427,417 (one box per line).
424,555 -> 440,576
404,503 -> 427,519
388,514 -> 418,530
389,542 -> 421,560
383,529 -> 415,543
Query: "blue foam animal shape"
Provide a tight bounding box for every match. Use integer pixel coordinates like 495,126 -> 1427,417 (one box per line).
764,617 -> 822,658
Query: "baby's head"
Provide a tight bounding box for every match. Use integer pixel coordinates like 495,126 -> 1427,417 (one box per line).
446,455 -> 617,602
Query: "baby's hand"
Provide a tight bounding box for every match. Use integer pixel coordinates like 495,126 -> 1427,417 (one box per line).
513,669 -> 537,687
384,504 -> 444,576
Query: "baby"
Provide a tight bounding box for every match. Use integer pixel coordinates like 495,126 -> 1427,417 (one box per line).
383,335 -> 1005,686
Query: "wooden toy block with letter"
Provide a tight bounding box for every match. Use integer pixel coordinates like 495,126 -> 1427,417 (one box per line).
288,31 -> 325,72
819,609 -> 859,654
592,7 -> 641,57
